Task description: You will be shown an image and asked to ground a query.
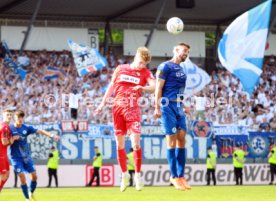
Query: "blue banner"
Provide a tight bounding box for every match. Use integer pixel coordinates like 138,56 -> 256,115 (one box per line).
58,133 -> 213,160
215,134 -> 249,158
24,123 -> 276,160
248,132 -> 276,158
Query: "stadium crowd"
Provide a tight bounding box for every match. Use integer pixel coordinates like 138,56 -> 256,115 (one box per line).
0,50 -> 275,131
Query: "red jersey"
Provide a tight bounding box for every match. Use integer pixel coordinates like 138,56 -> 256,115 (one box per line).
113,64 -> 154,107
0,122 -> 11,158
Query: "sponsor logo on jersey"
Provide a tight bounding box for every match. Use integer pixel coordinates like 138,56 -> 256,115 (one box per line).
120,74 -> 140,84
176,71 -> 185,77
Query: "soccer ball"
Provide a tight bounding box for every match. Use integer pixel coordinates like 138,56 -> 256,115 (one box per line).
166,17 -> 184,34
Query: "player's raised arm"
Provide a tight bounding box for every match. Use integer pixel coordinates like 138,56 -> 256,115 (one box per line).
37,130 -> 60,141
95,66 -> 120,114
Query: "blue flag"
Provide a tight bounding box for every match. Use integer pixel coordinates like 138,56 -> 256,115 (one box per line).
180,57 -> 211,97
218,0 -> 272,95
2,41 -> 27,80
67,39 -> 107,76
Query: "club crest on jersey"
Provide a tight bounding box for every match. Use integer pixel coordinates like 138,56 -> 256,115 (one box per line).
23,130 -> 27,135
120,74 -> 140,84
172,127 -> 177,133
4,132 -> 8,137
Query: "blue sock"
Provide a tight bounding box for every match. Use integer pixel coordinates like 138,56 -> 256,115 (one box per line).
30,180 -> 37,193
167,148 -> 177,178
21,184 -> 29,199
176,148 -> 186,177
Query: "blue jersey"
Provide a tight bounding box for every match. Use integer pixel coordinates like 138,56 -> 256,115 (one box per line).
9,124 -> 37,159
157,61 -> 187,101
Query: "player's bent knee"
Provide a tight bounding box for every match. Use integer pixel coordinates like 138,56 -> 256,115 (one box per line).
31,173 -> 38,181
166,140 -> 176,148
132,144 -> 141,150
18,173 -> 27,184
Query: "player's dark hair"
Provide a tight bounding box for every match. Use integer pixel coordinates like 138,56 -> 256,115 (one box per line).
178,42 -> 190,49
14,110 -> 25,118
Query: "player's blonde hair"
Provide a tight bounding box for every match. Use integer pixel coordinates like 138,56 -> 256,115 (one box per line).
3,109 -> 13,113
135,47 -> 151,63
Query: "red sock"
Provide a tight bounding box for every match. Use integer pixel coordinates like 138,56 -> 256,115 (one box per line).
117,149 -> 127,172
134,148 -> 142,173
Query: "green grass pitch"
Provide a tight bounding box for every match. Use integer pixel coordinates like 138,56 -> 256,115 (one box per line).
1,186 -> 275,201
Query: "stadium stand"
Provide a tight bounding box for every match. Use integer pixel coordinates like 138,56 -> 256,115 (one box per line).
1,52 -> 275,131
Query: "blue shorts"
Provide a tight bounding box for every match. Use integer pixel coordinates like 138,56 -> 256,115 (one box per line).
160,101 -> 186,135
11,157 -> 36,174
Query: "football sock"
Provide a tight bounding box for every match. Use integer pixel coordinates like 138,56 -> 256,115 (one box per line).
117,149 -> 127,173
167,148 -> 177,178
21,184 -> 29,199
134,148 -> 142,173
30,180 -> 37,193
176,148 -> 186,177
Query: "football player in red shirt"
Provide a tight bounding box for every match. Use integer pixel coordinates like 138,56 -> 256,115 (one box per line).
96,47 -> 155,192
0,109 -> 17,192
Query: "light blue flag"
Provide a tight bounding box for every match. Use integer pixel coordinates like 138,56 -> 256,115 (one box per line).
67,39 -> 107,77
218,0 -> 272,95
180,57 -> 211,97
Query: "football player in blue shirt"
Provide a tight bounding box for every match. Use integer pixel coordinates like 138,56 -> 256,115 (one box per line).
9,110 -> 60,201
154,43 -> 192,191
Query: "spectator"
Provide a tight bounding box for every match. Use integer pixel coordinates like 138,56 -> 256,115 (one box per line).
0,51 -> 275,128
270,115 -> 276,132
259,117 -> 270,132
69,88 -> 80,120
